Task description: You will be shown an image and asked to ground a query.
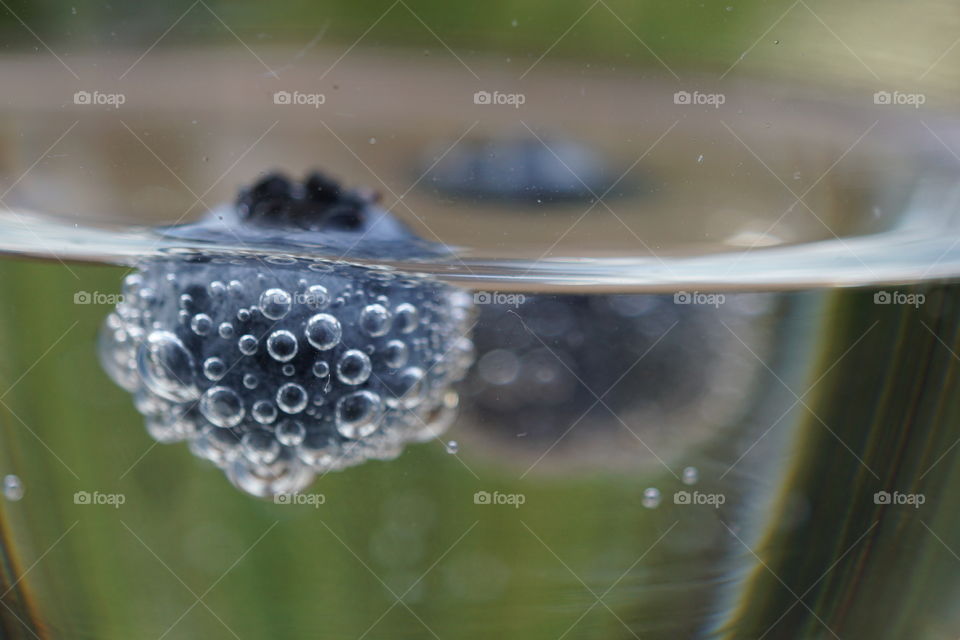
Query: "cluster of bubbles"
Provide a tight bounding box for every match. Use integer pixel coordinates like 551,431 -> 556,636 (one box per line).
99,254 -> 475,497
642,466 -> 699,510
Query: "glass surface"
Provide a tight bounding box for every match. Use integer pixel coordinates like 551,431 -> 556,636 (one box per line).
0,2 -> 958,639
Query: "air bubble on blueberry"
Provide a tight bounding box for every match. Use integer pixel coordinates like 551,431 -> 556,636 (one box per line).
384,340 -> 409,368
252,399 -> 278,424
305,314 -> 342,350
203,357 -> 227,381
191,313 -> 213,335
276,419 -> 306,446
241,430 -> 281,465
266,330 -> 298,362
305,285 -> 330,309
218,322 -> 234,339
259,288 -> 292,320
200,386 -> 245,428
136,331 -> 198,402
237,334 -> 257,356
394,303 -> 419,334
277,382 -> 308,414
313,360 -> 330,378
336,390 -> 383,439
392,367 -> 425,409
337,349 -> 372,385
359,303 -> 392,337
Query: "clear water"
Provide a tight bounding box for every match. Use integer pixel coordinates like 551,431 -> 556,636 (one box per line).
1,56 -> 959,640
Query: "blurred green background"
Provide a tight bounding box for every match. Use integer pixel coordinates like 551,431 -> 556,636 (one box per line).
0,0 -> 956,88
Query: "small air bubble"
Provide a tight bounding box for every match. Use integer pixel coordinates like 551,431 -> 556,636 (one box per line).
203,357 -> 227,381
3,474 -> 23,501
277,382 -> 308,414
238,334 -> 258,355
337,350 -> 372,385
276,419 -> 306,446
266,330 -> 299,362
252,399 -> 278,425
682,466 -> 699,485
642,487 -> 661,509
190,313 -> 212,335
259,288 -> 292,320
445,440 -> 459,454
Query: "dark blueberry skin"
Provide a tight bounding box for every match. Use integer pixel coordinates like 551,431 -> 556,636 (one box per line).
99,172 -> 474,497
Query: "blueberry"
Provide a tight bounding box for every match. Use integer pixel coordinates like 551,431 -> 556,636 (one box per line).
99,172 -> 475,497
160,170 -> 449,260
464,294 -> 763,451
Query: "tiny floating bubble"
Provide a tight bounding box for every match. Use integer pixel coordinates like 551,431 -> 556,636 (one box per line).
445,440 -> 459,454
3,474 -> 23,501
682,466 -> 699,485
642,487 -> 661,509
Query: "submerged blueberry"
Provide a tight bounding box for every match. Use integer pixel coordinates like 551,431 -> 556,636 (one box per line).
99,172 -> 475,497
